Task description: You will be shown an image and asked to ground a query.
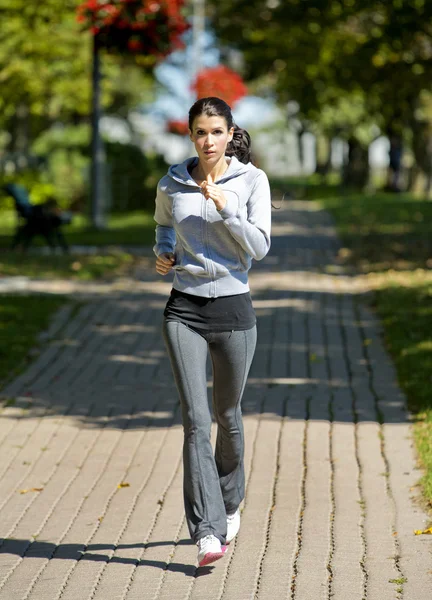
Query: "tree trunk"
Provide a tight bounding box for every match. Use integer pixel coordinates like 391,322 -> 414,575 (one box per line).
342,137 -> 369,188
90,34 -> 106,229
315,135 -> 331,176
406,165 -> 418,192
7,103 -> 30,157
410,117 -> 432,196
386,130 -> 403,191
296,128 -> 304,173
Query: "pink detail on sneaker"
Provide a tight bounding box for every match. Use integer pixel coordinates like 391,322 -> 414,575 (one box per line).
199,551 -> 225,567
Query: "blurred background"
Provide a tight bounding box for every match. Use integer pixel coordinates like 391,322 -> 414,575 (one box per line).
0,0 -> 431,272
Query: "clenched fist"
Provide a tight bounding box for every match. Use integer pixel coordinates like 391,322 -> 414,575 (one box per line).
156,252 -> 175,275
200,174 -> 227,212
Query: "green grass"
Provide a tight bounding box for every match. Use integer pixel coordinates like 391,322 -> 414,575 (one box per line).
0,209 -> 155,280
0,209 -> 155,248
374,276 -> 432,501
320,192 -> 432,272
280,179 -> 432,506
0,294 -> 68,386
0,251 -> 138,280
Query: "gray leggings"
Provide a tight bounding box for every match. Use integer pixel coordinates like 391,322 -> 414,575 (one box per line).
162,319 -> 257,545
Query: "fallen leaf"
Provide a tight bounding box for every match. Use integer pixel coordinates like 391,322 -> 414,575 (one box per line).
309,353 -> 321,362
117,482 -> 130,489
20,488 -> 43,494
98,516 -> 104,522
414,527 -> 432,535
363,339 -> 372,346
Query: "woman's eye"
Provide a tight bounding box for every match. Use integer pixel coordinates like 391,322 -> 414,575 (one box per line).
196,130 -> 224,135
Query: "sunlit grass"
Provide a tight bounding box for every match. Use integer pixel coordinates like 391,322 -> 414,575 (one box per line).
321,194 -> 432,272
0,251 -> 137,280
372,274 -> 432,503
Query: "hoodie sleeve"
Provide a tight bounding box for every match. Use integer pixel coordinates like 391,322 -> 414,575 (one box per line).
153,180 -> 176,257
217,170 -> 271,260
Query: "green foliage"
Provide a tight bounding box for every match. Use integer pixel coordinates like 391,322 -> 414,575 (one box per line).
0,0 -> 93,126
31,124 -> 91,208
0,0 -> 155,145
0,171 -> 58,208
105,143 -> 168,211
209,0 -> 432,139
2,124 -> 168,212
0,0 -> 159,223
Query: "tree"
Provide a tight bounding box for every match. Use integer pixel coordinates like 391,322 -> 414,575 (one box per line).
0,0 -> 154,149
207,0 -> 432,186
76,0 -> 190,227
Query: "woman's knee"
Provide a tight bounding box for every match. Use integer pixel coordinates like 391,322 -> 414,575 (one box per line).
183,418 -> 212,440
181,402 -> 212,436
213,405 -> 240,433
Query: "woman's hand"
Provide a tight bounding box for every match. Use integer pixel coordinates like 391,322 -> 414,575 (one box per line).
200,180 -> 227,212
156,252 -> 175,275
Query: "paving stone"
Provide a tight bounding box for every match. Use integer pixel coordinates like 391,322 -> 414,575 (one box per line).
0,201 -> 430,599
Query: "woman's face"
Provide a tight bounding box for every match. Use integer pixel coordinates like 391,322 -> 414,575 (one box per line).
189,114 -> 234,166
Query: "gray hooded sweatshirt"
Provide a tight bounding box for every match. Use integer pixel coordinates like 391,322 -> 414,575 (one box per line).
153,155 -> 271,298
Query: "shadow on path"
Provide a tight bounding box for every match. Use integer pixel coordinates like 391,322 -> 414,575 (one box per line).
0,203 -> 408,428
0,537 -> 207,578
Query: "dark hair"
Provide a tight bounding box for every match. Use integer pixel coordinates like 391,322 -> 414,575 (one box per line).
188,96 -> 252,164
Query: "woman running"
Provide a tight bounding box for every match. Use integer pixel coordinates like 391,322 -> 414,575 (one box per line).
154,96 -> 271,567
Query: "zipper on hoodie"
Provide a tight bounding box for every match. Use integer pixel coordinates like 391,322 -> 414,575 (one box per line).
202,190 -> 217,297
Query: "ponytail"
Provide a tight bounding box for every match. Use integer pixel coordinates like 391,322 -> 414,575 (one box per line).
226,125 -> 252,164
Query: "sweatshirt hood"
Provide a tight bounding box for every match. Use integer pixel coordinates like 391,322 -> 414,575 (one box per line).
168,155 -> 253,187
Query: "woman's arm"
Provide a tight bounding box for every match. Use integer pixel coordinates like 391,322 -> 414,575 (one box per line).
217,171 -> 271,261
153,181 -> 176,257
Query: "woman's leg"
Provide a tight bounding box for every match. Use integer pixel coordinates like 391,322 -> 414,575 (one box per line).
209,326 -> 257,514
162,320 -> 227,544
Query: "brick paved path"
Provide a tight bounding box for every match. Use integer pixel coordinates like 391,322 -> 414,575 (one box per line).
0,201 -> 431,600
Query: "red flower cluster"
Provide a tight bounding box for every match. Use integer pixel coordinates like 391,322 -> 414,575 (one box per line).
166,119 -> 189,135
192,66 -> 248,108
76,0 -> 189,57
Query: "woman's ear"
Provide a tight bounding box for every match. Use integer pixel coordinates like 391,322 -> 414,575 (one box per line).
188,129 -> 193,142
228,127 -> 234,143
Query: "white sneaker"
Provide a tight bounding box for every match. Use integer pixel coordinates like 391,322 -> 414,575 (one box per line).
197,534 -> 225,567
226,508 -> 240,544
